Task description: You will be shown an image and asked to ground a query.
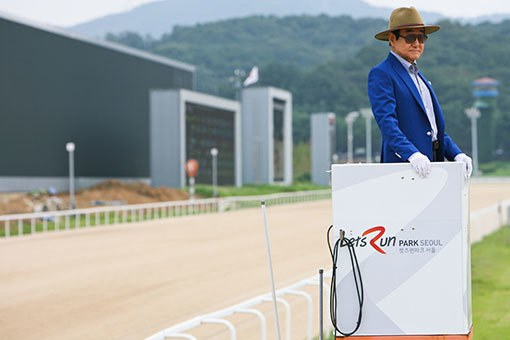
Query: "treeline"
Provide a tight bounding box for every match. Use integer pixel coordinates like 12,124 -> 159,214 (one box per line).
106,15 -> 386,95
106,16 -> 510,162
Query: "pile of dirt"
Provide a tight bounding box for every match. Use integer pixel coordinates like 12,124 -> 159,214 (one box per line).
0,180 -> 190,215
78,180 -> 189,205
0,194 -> 32,215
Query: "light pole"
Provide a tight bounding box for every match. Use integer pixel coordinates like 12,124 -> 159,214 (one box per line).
345,111 -> 359,163
332,153 -> 339,164
185,159 -> 199,201
65,142 -> 76,209
210,148 -> 218,197
360,108 -> 373,163
229,69 -> 245,101
465,107 -> 481,176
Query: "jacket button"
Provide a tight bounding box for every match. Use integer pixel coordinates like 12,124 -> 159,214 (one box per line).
427,131 -> 432,136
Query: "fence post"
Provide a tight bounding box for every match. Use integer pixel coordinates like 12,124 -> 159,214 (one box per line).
201,318 -> 237,340
285,289 -> 313,340
234,309 -> 267,340
264,297 -> 291,340
319,269 -> 324,340
164,333 -> 198,340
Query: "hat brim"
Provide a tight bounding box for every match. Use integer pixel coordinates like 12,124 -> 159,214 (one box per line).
375,25 -> 440,41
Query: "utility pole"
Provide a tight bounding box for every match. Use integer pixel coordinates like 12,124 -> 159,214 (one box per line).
360,108 -> 373,163
465,107 -> 481,176
229,69 -> 245,101
345,111 -> 359,163
66,142 -> 76,209
210,148 -> 218,197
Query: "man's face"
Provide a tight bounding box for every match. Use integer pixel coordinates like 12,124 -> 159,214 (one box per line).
389,28 -> 425,63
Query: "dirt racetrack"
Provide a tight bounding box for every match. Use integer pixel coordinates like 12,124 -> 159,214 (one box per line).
0,182 -> 509,340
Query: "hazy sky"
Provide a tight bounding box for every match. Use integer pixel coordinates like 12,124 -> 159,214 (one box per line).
0,0 -> 156,26
0,0 -> 509,27
364,0 -> 510,18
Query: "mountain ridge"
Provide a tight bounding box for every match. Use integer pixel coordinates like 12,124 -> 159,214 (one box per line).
70,0 -> 446,38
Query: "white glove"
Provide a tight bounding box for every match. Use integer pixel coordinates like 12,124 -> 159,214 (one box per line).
454,153 -> 473,179
408,152 -> 431,178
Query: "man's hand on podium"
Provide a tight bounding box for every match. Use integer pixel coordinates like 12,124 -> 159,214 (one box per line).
408,152 -> 431,178
454,153 -> 473,179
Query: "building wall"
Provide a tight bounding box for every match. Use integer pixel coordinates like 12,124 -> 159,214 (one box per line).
311,112 -> 335,186
150,89 -> 241,188
241,87 -> 271,184
0,16 -> 194,182
241,87 -> 292,185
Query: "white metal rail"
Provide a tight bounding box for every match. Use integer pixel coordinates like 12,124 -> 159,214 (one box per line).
145,271 -> 333,340
0,190 -> 331,237
142,200 -> 510,340
470,199 -> 510,243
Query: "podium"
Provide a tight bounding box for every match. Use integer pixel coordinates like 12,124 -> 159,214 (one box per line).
331,163 -> 472,339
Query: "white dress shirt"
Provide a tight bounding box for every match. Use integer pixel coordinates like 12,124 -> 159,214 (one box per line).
391,51 -> 438,141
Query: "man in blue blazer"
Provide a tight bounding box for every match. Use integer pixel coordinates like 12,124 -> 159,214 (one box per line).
368,6 -> 472,178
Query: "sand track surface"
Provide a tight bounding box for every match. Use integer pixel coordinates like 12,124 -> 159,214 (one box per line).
0,201 -> 332,340
0,182 -> 509,340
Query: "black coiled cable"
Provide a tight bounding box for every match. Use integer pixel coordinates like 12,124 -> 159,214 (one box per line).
327,225 -> 364,337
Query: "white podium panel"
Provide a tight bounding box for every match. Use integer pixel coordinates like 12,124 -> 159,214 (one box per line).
332,163 -> 471,336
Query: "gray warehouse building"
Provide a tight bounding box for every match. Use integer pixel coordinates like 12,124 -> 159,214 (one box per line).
150,89 -> 241,188
241,87 -> 293,185
311,112 -> 336,186
0,13 -> 195,191
0,13 -> 295,192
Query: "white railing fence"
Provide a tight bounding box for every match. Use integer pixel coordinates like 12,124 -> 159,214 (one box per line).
145,271 -> 333,340
0,190 -> 331,238
143,201 -> 510,340
470,199 -> 510,243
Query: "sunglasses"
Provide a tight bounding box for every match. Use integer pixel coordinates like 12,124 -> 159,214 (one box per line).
399,33 -> 428,44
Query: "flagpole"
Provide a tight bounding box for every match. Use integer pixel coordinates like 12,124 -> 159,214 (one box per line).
232,66 -> 258,101
234,68 -> 244,101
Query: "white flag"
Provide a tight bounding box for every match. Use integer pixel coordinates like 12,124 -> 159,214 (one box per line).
243,66 -> 259,87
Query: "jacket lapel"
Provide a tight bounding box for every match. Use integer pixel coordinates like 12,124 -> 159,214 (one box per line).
419,71 -> 445,133
388,53 -> 427,114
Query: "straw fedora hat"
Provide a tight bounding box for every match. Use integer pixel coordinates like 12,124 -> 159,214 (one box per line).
375,6 -> 440,41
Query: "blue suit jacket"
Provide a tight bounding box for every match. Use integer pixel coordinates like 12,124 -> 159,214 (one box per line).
368,52 -> 461,163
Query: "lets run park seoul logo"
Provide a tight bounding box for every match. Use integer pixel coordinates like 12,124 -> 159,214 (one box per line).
346,226 -> 396,254
346,226 -> 444,255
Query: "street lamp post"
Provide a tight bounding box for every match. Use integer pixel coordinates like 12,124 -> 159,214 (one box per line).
210,148 -> 219,197
360,108 -> 373,163
185,159 -> 199,201
465,107 -> 481,177
332,153 -> 339,164
229,69 -> 245,101
65,142 -> 76,209
345,111 -> 359,163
